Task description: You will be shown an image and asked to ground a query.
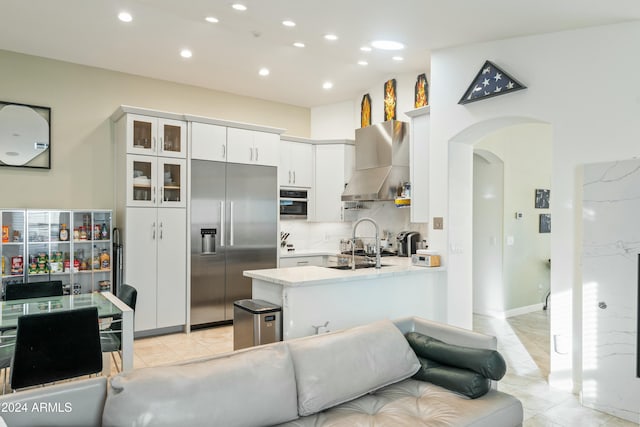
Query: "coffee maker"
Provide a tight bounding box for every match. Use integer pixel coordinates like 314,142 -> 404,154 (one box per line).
396,231 -> 420,257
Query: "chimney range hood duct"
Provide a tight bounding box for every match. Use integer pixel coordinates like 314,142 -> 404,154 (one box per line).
341,120 -> 409,202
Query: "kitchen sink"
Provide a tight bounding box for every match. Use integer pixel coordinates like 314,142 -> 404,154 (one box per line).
326,264 -> 389,270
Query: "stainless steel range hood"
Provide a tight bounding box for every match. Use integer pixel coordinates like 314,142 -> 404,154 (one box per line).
341,120 -> 409,201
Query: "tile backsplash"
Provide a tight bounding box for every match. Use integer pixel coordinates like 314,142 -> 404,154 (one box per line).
281,201 -> 428,252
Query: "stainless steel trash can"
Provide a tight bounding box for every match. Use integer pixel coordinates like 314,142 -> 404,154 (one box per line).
233,299 -> 282,350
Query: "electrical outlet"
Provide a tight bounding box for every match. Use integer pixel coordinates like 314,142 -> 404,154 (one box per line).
433,217 -> 443,230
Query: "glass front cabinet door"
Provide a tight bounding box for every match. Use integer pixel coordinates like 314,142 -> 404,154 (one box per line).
126,114 -> 186,158
127,155 -> 157,207
159,157 -> 186,207
1,210 -> 26,287
127,155 -> 185,207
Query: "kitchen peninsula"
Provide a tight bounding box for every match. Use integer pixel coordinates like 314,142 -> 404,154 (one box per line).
244,257 -> 445,339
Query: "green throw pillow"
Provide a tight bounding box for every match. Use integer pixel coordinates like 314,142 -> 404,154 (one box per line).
413,356 -> 491,399
405,332 -> 507,381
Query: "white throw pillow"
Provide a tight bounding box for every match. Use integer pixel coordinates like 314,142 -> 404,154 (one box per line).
287,319 -> 420,416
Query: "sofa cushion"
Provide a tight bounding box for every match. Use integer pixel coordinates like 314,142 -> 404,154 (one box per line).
287,319 -> 420,416
413,356 -> 491,398
275,378 -> 523,427
102,342 -> 298,427
405,331 -> 507,380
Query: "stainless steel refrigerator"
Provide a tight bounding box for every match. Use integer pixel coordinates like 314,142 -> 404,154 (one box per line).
190,160 -> 277,326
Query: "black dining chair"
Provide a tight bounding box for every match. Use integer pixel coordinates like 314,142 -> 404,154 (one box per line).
10,307 -> 103,390
101,284 -> 137,373
0,338 -> 14,394
4,280 -> 64,301
0,280 -> 65,392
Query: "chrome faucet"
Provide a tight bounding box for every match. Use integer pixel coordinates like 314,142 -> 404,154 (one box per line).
351,217 -> 381,269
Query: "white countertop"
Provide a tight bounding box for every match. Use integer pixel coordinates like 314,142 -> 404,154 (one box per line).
244,256 -> 444,287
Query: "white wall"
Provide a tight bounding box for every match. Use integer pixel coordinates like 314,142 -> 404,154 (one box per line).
473,151 -> 504,316
311,101 -> 355,139
475,124 -> 552,313
431,21 -> 640,392
0,50 -> 310,210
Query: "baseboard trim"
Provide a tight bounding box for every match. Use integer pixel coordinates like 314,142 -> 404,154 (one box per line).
474,303 -> 544,319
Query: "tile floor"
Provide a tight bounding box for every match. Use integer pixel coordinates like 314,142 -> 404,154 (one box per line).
473,310 -> 639,426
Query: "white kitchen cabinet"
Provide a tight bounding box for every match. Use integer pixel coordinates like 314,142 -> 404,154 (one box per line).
227,127 -> 279,166
126,114 -> 186,158
190,122 -> 227,161
406,106 -> 430,223
279,255 -> 325,268
114,108 -> 188,334
122,207 -> 186,333
126,155 -> 186,208
280,141 -> 313,188
311,143 -> 354,222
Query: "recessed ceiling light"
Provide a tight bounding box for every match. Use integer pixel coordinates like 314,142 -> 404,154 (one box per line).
392,56 -> 404,61
180,49 -> 193,58
232,4 -> 247,11
360,46 -> 372,52
205,16 -> 219,23
118,12 -> 132,22
293,42 -> 305,48
324,34 -> 338,41
322,81 -> 333,90
258,68 -> 270,76
371,40 -> 405,50
282,20 -> 296,27
358,60 -> 368,66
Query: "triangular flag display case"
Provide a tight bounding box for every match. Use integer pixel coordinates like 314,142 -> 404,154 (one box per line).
459,60 -> 526,105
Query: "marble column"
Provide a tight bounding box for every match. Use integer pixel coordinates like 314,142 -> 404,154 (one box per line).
582,159 -> 640,423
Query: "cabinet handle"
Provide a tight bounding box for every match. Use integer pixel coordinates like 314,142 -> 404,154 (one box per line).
152,186 -> 156,204
222,144 -> 226,159
159,137 -> 163,152
152,222 -> 156,240
160,186 -> 164,204
220,201 -> 225,247
293,170 -> 296,184
159,222 -> 163,239
255,147 -> 259,161
249,147 -> 253,161
288,171 -> 292,184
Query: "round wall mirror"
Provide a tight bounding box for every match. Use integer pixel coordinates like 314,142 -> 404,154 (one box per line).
0,101 -> 51,169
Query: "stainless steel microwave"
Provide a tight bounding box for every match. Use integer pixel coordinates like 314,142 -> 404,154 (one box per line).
280,189 -> 307,219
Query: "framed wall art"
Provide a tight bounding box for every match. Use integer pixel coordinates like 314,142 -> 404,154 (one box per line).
360,93 -> 371,128
383,79 -> 397,121
414,73 -> 429,108
535,189 -> 550,209
0,101 -> 51,169
539,214 -> 551,233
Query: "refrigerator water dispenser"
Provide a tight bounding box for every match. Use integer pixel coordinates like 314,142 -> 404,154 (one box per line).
201,228 -> 216,254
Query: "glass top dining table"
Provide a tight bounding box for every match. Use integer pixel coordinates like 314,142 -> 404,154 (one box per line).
0,292 -> 121,329
0,292 -> 134,372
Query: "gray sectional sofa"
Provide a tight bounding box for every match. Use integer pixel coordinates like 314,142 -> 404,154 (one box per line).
0,316 -> 523,427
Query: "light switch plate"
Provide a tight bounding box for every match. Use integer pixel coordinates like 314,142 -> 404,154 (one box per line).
433,217 -> 443,230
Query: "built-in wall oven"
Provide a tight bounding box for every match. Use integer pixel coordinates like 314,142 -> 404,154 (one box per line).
280,189 -> 307,219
